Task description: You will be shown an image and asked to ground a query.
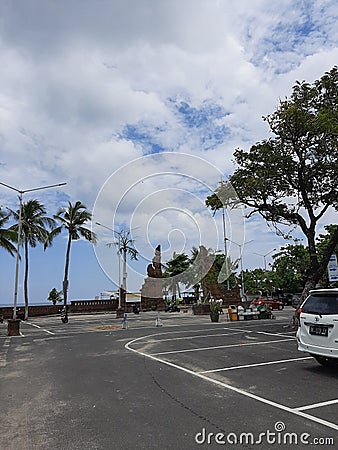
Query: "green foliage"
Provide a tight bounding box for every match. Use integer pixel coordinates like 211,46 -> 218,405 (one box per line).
229,66 -> 338,292
209,298 -> 223,313
114,230 -> 138,260
0,206 -> 17,256
205,180 -> 239,215
163,252 -> 191,298
316,225 -> 338,287
10,200 -> 55,247
245,228 -> 338,293
45,201 -> 96,307
271,244 -> 310,292
9,199 -> 56,319
242,268 -> 274,295
45,201 -> 97,247
47,287 -> 63,305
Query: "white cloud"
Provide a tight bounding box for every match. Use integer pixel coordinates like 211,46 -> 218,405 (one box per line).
1,0 -> 337,301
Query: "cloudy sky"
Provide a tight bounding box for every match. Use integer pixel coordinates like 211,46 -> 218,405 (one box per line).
1,0 -> 337,305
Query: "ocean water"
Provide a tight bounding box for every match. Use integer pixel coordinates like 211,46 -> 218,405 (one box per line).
0,301 -> 58,307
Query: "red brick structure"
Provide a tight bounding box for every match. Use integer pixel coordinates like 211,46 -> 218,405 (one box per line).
0,298 -> 119,319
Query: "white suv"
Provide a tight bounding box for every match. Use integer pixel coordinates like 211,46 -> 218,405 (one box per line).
296,288 -> 338,366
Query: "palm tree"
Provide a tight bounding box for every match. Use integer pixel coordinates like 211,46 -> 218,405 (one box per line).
9,200 -> 55,319
110,230 -> 138,290
47,287 -> 63,305
45,201 -> 96,310
0,207 -> 17,256
163,252 -> 191,300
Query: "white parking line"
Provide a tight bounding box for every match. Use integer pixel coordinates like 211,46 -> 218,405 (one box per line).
199,357 -> 313,373
296,398 -> 338,411
125,333 -> 338,432
26,322 -> 55,335
0,338 -> 10,367
150,338 -> 295,356
226,327 -> 297,339
135,331 -> 243,344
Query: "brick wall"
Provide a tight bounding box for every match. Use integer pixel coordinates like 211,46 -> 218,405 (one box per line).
0,299 -> 119,319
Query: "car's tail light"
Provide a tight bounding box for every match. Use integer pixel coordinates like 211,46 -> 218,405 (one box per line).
296,307 -> 302,320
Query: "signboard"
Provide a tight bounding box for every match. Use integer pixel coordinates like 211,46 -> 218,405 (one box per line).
327,254 -> 338,282
125,293 -> 141,303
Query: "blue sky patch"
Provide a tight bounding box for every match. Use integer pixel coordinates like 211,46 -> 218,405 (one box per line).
120,99 -> 231,154
119,124 -> 166,154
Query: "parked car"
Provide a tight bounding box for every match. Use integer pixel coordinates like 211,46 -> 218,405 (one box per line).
250,298 -> 284,310
281,293 -> 293,306
296,288 -> 338,366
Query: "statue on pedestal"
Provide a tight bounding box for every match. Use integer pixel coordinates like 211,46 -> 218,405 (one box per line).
141,245 -> 163,309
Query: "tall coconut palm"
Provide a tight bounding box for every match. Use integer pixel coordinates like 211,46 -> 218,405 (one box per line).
163,252 -> 191,300
115,230 -> 138,293
45,201 -> 96,310
0,207 -> 17,256
9,200 -> 56,319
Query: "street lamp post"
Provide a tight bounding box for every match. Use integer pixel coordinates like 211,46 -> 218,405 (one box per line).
0,181 -> 67,321
96,222 -> 122,309
221,207 -> 230,290
96,222 -> 140,311
254,248 -> 276,272
226,238 -> 253,300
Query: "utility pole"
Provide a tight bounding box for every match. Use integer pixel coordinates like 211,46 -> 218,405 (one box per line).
0,181 -> 66,333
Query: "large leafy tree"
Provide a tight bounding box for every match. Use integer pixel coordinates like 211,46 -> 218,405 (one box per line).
229,66 -> 338,300
271,243 -> 310,293
316,224 -> 338,287
205,180 -> 239,213
45,201 -> 96,309
242,267 -> 276,296
0,206 -> 17,256
10,199 -> 55,319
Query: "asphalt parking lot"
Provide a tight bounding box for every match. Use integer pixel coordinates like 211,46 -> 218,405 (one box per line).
0,308 -> 337,449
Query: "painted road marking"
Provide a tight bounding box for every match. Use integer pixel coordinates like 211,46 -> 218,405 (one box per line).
149,338 -> 295,356
26,322 -> 55,335
125,332 -> 338,432
226,327 -> 297,339
0,338 -> 10,367
134,331 -> 243,344
296,398 -> 338,411
199,357 -> 313,373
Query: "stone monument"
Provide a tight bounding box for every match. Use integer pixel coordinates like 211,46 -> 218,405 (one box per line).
140,245 -> 164,310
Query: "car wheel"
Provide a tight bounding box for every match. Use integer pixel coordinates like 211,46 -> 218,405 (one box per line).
278,304 -> 283,310
313,355 -> 338,367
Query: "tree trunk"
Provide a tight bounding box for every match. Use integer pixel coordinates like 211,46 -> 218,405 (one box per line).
63,234 -> 72,308
24,240 -> 29,320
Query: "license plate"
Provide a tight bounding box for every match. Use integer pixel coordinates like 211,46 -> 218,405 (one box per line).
309,325 -> 328,337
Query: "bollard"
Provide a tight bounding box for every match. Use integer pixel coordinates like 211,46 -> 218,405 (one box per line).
7,319 -> 21,336
228,305 -> 238,321
122,313 -> 128,329
155,312 -> 163,327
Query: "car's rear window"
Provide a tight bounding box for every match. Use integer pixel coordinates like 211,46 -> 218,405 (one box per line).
302,294 -> 338,315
